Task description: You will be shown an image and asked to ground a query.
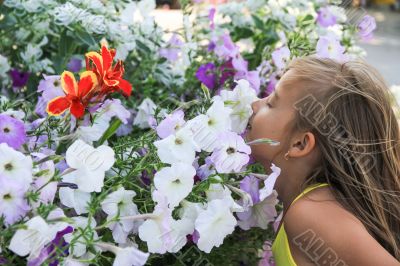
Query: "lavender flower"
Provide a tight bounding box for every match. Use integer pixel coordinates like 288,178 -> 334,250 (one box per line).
196,63 -> 217,90
358,15 -> 376,40
159,34 -> 184,62
235,70 -> 261,94
156,109 -> 185,139
240,176 -> 260,204
0,178 -> 30,226
66,58 -> 82,72
209,7 -> 216,30
38,75 -> 63,100
9,69 -> 29,88
210,131 -> 251,173
317,7 -> 337,27
35,75 -> 64,117
0,114 -> 26,149
271,46 -> 290,70
316,35 -> 346,61
214,34 -> 239,59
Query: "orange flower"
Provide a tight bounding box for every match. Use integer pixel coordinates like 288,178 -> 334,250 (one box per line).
85,44 -> 132,97
47,71 -> 98,118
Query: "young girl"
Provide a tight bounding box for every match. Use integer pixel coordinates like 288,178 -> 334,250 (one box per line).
246,56 -> 400,265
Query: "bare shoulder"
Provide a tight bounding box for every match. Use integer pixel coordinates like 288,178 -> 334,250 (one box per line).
283,186 -> 400,266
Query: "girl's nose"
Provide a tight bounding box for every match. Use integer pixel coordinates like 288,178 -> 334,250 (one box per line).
251,99 -> 261,113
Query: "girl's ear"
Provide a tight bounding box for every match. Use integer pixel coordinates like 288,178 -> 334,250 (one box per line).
289,132 -> 316,158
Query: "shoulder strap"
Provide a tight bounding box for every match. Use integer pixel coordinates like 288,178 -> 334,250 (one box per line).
290,183 -> 329,207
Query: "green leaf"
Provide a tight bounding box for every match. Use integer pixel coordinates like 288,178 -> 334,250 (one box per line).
252,15 -> 265,30
97,119 -> 122,146
200,83 -> 211,101
136,40 -> 151,54
59,31 -> 76,57
75,28 -> 97,47
232,27 -> 254,41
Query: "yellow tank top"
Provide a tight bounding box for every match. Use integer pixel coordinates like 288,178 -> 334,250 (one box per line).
271,183 -> 329,266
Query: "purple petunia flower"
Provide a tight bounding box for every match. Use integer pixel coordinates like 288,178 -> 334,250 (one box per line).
219,60 -> 235,86
316,35 -> 346,61
358,15 -> 376,41
317,6 -> 337,27
9,69 -> 29,88
28,226 -> 73,266
66,58 -> 82,72
196,63 -> 217,90
0,114 -> 26,149
0,178 -> 30,226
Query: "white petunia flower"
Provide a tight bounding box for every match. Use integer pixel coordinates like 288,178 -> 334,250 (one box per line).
95,242 -> 149,266
206,183 -> 244,212
113,246 -> 149,266
0,143 -> 32,191
75,115 -> 110,144
215,79 -> 258,133
133,98 -> 156,129
178,200 -> 206,223
138,191 -> 193,254
101,188 -> 139,244
195,199 -> 237,253
9,216 -> 66,259
186,99 -> 232,152
154,163 -> 196,208
59,173 -> 91,215
65,139 -> 115,192
154,127 -> 200,165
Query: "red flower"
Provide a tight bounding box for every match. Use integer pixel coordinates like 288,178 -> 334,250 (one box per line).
85,44 -> 132,97
46,71 -> 98,118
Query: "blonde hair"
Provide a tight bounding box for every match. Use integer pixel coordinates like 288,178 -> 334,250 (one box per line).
284,56 -> 400,259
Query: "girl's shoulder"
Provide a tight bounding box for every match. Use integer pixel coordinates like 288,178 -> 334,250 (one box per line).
283,186 -> 399,265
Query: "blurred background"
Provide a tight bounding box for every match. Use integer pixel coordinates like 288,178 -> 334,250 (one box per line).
153,0 -> 400,86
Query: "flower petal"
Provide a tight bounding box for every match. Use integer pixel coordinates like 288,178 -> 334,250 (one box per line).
101,44 -> 114,70
116,78 -> 132,97
78,71 -> 98,97
46,96 -> 71,116
85,51 -> 103,74
61,71 -> 78,96
70,100 -> 85,118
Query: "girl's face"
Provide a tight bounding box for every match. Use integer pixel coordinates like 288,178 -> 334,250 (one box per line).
246,70 -> 304,169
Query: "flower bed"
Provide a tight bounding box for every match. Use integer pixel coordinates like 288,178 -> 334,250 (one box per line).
0,0 -> 375,265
